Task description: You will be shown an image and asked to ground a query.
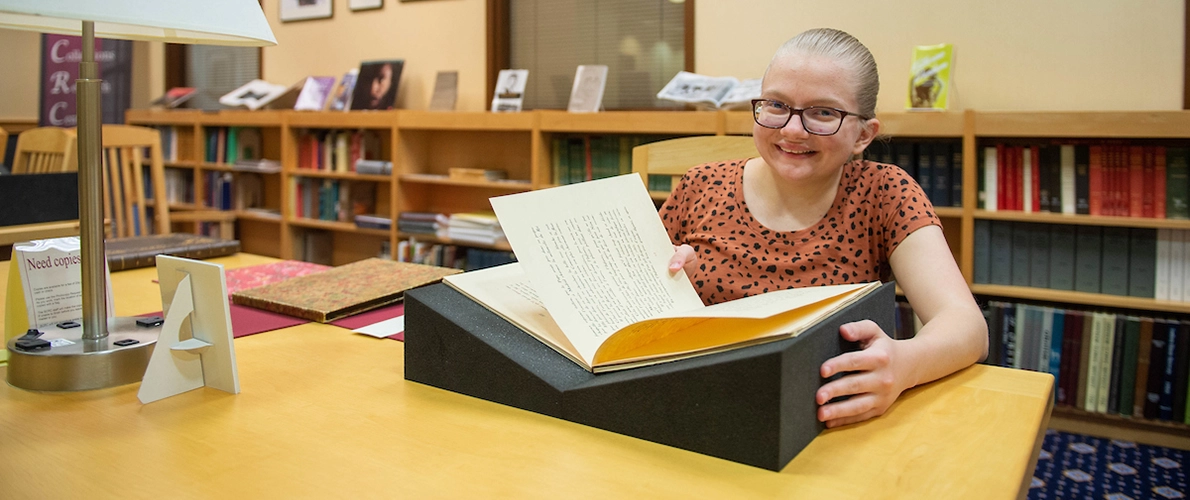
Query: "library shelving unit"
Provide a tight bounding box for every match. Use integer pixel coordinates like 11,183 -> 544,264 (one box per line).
285,111 -> 397,264
969,110 -> 1190,447
124,107 -> 1190,446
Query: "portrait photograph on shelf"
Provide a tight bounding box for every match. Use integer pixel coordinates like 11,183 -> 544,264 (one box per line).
350,59 -> 403,111
280,0 -> 333,22
490,69 -> 528,112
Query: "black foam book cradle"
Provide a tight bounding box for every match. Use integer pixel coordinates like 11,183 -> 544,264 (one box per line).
403,282 -> 895,471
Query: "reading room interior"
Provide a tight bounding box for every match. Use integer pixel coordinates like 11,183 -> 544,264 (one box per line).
0,0 -> 1187,498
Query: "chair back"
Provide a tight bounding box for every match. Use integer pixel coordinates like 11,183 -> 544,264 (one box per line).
100,125 -> 171,238
11,126 -> 76,174
631,136 -> 757,193
0,126 -> 9,169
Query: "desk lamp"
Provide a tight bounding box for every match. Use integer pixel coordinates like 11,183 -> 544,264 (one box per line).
0,0 -> 275,391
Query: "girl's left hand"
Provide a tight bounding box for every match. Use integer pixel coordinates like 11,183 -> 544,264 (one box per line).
816,320 -> 910,428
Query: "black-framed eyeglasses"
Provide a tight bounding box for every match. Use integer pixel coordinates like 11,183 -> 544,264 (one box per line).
751,99 -> 871,136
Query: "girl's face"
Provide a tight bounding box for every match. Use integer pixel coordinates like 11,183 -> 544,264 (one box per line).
753,52 -> 877,183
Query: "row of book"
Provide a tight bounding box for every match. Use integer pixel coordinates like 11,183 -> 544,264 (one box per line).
979,143 -> 1190,219
864,140 -> 963,208
296,129 -> 383,173
204,172 -> 234,210
155,126 -> 195,163
204,127 -> 265,165
973,221 -> 1174,299
290,178 -> 376,222
982,300 -> 1190,424
163,168 -> 193,204
391,211 -> 508,247
382,238 -> 516,271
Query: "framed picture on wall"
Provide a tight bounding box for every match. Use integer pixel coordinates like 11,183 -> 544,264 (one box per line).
350,0 -> 383,11
280,0 -> 333,22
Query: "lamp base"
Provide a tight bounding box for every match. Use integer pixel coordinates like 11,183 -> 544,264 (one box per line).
6,317 -> 158,392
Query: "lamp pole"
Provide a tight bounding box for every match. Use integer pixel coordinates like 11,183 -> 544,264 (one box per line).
77,20 -> 107,342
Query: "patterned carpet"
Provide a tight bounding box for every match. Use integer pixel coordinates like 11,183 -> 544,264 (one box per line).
1030,430 -> 1186,499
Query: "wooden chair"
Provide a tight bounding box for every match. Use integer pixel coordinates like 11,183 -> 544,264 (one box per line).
101,125 -> 235,239
10,126 -> 77,174
0,126 -> 9,170
631,135 -> 758,194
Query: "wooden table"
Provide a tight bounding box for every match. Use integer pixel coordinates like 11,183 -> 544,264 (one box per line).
0,254 -> 1054,499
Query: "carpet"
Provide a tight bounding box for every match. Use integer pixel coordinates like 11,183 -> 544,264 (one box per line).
1030,429 -> 1186,499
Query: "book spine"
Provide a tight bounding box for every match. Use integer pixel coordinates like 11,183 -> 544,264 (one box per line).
1168,147 -> 1189,219
1129,145 -> 1145,217
1100,226 -> 1131,296
973,219 -> 991,284
1156,228 -> 1173,301
1133,317 -> 1154,417
1128,228 -> 1157,298
1106,316 -> 1125,414
1048,224 -> 1076,291
1089,145 -> 1103,216
983,146 -> 998,211
1011,222 -> 1032,287
1029,223 -> 1050,288
1074,225 -> 1103,294
1117,316 -> 1140,417
1060,145 -> 1076,214
989,221 -> 1013,285
1154,146 -> 1167,218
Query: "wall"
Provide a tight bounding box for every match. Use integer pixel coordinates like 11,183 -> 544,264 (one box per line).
261,0 -> 487,111
695,0 -> 1185,112
0,1 -> 1184,118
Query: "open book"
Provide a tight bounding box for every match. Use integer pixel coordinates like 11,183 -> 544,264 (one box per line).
443,174 -> 881,373
656,71 -> 761,110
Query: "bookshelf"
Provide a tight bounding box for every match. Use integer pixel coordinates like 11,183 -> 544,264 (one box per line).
125,108 -> 1190,444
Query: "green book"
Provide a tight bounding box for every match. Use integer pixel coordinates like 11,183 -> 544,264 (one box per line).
1118,316 -> 1141,417
551,137 -> 566,185
226,126 -> 239,164
1168,147 -> 1189,219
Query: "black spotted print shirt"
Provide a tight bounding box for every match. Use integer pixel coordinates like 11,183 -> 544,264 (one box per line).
661,159 -> 941,305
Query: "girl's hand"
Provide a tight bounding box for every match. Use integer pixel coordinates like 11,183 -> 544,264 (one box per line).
816,320 -> 910,428
668,244 -> 698,276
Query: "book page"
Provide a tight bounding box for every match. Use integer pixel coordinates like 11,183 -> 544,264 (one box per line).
442,263 -> 584,368
490,174 -> 704,365
14,237 -> 84,328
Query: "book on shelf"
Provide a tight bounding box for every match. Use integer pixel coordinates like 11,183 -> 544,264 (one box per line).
326,69 -> 358,111
104,233 -> 241,272
355,159 -> 392,175
566,64 -> 608,113
655,71 -> 760,110
354,214 -> 392,230
232,158 -> 282,173
906,43 -> 954,110
428,70 -> 459,111
150,87 -> 197,108
448,168 -> 506,182
230,257 -> 459,322
491,69 -> 528,112
218,79 -> 290,111
443,174 -> 883,373
293,76 -> 337,111
350,59 -> 403,111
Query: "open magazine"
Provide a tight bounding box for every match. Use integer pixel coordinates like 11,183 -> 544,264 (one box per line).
443,174 -> 880,372
656,71 -> 761,110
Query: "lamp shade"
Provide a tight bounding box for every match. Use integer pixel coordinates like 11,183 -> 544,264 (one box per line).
0,0 -> 276,46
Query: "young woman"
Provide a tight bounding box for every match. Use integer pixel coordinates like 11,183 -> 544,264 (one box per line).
663,28 -> 987,428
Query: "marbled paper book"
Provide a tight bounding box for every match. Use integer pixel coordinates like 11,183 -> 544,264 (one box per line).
231,258 -> 459,322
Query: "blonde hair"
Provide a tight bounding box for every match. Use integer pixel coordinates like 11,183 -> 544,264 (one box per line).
766,28 -> 879,118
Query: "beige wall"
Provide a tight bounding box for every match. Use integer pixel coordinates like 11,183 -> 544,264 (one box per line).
696,0 -> 1185,112
0,29 -> 43,121
0,0 -> 1185,118
262,0 -> 487,111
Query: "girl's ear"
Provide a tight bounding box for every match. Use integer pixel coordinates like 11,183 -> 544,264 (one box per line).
851,118 -> 881,156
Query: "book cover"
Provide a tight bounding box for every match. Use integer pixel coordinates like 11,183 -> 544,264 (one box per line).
350,59 -> 403,111
1143,319 -> 1172,419
1074,225 -> 1103,293
973,219 -> 991,284
293,76 -> 337,111
231,258 -> 460,323
1048,224 -> 1076,291
150,87 -> 197,108
491,69 -> 529,112
567,65 -> 609,113
218,79 -> 290,111
1133,317 -> 1154,417
428,70 -> 459,111
1128,228 -> 1157,298
105,234 -> 240,272
447,174 -> 882,373
327,69 -> 358,111
906,43 -> 953,110
989,221 -> 1013,285
1099,226 -> 1131,296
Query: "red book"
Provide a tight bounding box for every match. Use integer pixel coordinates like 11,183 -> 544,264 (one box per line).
1142,146 -> 1156,218
996,144 -> 1007,211
1088,145 -> 1103,215
1030,145 -> 1041,212
1129,145 -> 1145,217
1006,146 -> 1018,211
1154,146 -> 1167,218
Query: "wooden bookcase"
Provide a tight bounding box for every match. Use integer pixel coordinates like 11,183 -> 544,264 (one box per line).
126,107 -> 1190,445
